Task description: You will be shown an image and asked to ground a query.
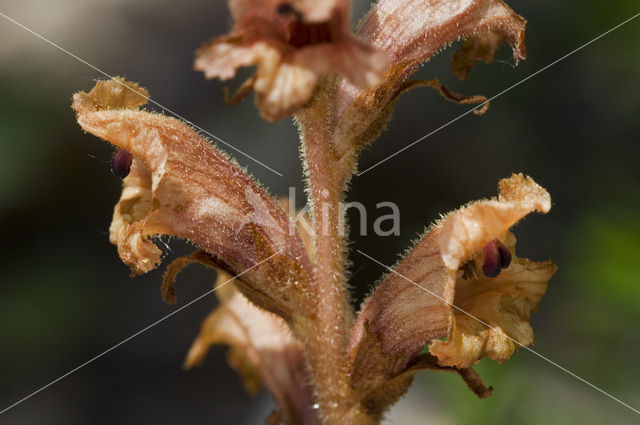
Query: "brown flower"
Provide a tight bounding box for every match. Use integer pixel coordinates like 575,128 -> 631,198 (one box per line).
346,174 -> 556,418
195,0 -> 386,121
71,77 -> 315,322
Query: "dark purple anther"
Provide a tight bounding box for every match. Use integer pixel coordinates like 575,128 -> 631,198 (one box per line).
482,239 -> 512,278
111,148 -> 132,179
276,3 -> 294,15
496,240 -> 512,269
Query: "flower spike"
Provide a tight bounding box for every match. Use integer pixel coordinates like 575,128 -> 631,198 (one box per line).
68,0 -> 557,421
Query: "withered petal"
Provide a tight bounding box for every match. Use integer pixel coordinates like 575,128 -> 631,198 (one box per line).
161,249 -> 222,305
397,78 -> 490,115
452,28 -> 526,80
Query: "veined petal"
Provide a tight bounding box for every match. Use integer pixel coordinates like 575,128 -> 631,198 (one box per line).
348,174 -> 555,396
357,0 -> 526,72
72,78 -> 314,321
348,224 -> 455,373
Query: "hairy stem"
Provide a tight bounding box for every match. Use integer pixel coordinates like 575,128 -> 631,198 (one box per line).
297,111 -> 358,423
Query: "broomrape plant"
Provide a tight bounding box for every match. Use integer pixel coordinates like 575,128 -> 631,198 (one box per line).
72,0 -> 556,424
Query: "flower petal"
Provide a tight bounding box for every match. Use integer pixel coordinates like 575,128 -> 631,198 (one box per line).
228,0 -> 345,25
109,157 -> 157,271
357,0 -> 526,72
73,78 -> 314,321
348,224 -> 456,371
439,173 -> 551,270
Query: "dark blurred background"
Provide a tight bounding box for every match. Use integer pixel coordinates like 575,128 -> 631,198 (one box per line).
1,0 -> 639,424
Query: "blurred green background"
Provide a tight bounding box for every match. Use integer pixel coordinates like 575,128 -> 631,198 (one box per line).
1,0 -> 639,424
